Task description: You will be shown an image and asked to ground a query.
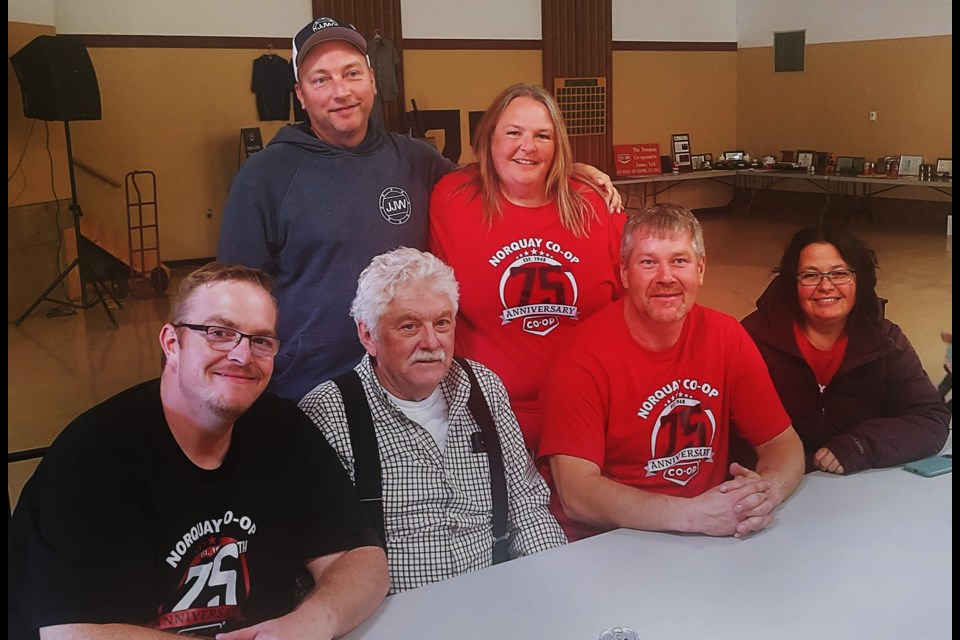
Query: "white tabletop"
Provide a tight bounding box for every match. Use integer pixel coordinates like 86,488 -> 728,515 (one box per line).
343,461 -> 952,640
830,174 -> 952,188
612,170 -> 952,189
613,169 -> 737,185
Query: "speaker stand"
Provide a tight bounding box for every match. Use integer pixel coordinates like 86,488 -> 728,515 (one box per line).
15,120 -> 123,328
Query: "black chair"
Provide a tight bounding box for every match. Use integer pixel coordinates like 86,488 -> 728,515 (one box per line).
938,368 -> 952,414
407,102 -> 462,165
939,331 -> 952,415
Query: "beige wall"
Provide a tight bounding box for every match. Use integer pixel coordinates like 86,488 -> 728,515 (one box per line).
612,49 -> 739,210
737,36 -> 952,166
9,22 -> 296,263
69,47 -> 294,262
402,49 -> 542,165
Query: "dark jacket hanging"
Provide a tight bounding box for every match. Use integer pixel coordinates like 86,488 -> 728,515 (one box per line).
252,54 -> 295,121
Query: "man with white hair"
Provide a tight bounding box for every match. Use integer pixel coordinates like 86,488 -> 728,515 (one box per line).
299,247 -> 566,594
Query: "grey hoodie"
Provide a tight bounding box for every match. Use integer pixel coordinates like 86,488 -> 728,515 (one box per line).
218,121 -> 454,401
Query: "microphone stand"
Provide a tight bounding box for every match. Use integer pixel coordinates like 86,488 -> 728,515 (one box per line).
15,120 -> 123,328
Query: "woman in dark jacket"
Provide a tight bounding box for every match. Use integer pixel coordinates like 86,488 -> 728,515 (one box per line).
741,225 -> 949,475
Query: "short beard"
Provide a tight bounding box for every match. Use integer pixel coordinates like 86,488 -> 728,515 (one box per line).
644,300 -> 689,324
203,396 -> 253,420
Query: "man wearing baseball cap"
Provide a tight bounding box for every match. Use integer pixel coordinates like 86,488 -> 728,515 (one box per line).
218,17 -> 621,404
291,17 -> 369,83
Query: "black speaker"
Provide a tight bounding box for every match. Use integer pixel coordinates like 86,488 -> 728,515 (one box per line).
660,155 -> 673,173
774,30 -> 805,73
10,35 -> 101,122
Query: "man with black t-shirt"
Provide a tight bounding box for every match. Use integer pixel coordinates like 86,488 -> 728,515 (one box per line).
8,263 -> 388,639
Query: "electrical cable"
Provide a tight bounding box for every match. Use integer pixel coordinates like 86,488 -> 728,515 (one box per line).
7,118 -> 35,182
7,118 -> 36,206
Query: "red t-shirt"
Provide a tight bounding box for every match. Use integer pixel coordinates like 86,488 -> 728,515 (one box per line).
793,321 -> 849,388
539,301 -> 792,541
429,168 -> 624,452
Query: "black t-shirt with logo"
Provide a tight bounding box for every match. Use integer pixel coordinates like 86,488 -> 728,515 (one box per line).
9,379 -> 380,638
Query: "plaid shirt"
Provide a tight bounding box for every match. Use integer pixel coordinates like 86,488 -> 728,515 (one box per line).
299,356 -> 567,593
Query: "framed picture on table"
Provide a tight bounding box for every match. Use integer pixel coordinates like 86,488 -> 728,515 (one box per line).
935,158 -> 952,177
671,133 -> 693,172
813,151 -> 831,173
796,150 -> 815,168
897,155 -> 923,177
835,156 -> 855,176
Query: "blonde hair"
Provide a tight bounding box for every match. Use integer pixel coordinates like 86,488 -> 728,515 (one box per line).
466,83 -> 601,237
621,203 -> 706,263
170,262 -> 277,325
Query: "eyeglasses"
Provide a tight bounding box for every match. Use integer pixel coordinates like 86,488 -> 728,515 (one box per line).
795,268 -> 856,287
174,324 -> 281,357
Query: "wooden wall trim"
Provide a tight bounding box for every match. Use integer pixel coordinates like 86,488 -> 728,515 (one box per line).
75,34 -> 290,49
401,38 -> 540,50
614,41 -> 737,52
74,34 -> 735,52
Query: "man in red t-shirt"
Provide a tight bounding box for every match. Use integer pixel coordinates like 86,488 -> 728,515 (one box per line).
539,203 -> 803,541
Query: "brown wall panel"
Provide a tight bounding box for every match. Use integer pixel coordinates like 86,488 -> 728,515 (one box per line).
542,0 -> 613,172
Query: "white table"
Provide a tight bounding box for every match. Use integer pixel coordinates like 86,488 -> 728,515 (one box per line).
344,462 -> 952,640
613,170 -> 738,208
831,174 -> 953,198
615,170 -> 952,231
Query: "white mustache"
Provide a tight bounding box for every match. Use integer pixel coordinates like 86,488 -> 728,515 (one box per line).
411,350 -> 445,363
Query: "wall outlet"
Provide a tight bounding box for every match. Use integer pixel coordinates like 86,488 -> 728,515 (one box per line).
206,208 -> 213,218
869,111 -> 878,121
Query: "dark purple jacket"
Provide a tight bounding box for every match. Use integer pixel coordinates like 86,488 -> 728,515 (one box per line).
741,275 -> 949,474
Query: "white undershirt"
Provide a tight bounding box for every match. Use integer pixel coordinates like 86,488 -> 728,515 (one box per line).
385,387 -> 450,453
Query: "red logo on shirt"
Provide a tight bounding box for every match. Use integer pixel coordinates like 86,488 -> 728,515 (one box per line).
645,397 -> 717,486
498,254 -> 579,336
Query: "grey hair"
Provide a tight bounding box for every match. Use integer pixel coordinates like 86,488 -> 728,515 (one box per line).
621,202 -> 706,263
350,247 -> 460,335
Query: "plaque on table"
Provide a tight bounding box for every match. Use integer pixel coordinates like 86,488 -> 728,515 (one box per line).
614,143 -> 661,177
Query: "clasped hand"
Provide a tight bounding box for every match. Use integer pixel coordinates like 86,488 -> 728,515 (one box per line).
701,462 -> 775,538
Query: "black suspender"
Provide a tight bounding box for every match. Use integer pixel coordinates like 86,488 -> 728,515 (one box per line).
332,370 -> 385,545
454,356 -> 510,565
332,359 -> 510,564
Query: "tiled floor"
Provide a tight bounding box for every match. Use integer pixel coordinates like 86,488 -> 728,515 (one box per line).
7,211 -> 952,507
